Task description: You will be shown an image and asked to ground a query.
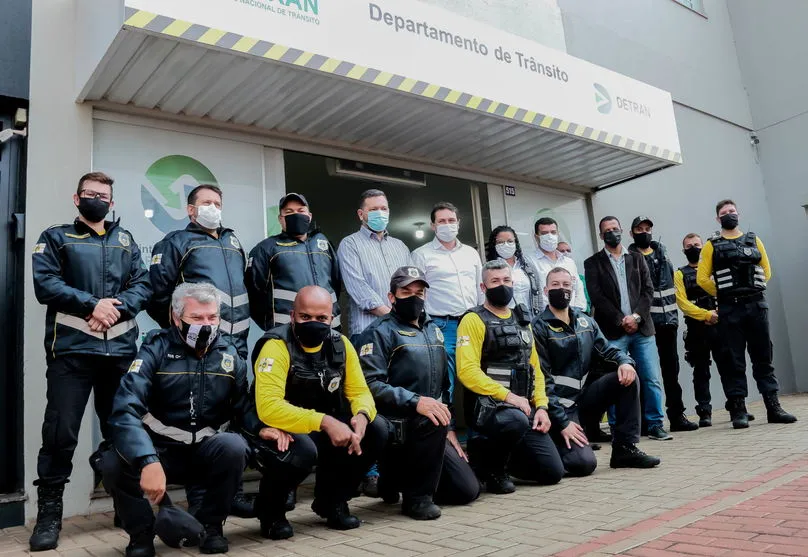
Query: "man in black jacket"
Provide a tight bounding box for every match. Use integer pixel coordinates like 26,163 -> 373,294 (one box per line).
356,266 -> 479,520
101,283 -> 277,557
29,172 -> 151,552
583,216 -> 671,441
533,267 -> 660,475
246,192 -> 341,331
629,217 -> 697,432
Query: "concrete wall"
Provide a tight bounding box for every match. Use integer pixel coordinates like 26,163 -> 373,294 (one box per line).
0,0 -> 31,100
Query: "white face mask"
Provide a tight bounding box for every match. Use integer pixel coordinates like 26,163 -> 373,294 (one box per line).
436,223 -> 459,243
196,204 -> 222,230
539,233 -> 559,253
495,241 -> 517,259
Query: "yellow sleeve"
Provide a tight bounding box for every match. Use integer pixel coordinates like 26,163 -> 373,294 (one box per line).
341,337 -> 378,422
696,240 -> 717,296
756,237 -> 772,281
674,269 -> 712,322
456,313 -> 509,401
530,340 -> 549,409
254,339 -> 326,434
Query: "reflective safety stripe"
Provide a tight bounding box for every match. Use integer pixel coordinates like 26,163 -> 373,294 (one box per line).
717,282 -> 732,290
558,397 -> 576,408
275,289 -> 338,303
142,413 -> 217,444
657,288 -> 676,298
219,318 -> 251,335
650,303 -> 679,313
55,312 -> 137,340
715,268 -> 731,276
553,374 -> 584,390
487,367 -> 511,388
214,288 -> 249,308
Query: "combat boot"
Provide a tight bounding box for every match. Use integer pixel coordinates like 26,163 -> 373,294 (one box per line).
29,484 -> 64,551
728,397 -> 749,429
696,406 -> 712,428
764,393 -> 797,424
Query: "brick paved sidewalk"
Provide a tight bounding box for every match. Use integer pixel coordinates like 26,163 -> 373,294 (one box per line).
2,394 -> 807,557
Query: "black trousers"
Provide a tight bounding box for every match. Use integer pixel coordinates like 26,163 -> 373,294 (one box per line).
256,416 -> 388,518
473,407 -> 564,486
717,298 -> 779,398
36,354 -> 130,487
683,319 -> 721,413
654,324 -> 686,417
101,433 -> 249,535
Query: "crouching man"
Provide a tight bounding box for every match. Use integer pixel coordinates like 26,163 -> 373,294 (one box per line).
102,283 -> 273,557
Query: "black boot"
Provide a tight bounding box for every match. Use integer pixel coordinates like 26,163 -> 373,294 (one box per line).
285,489 -> 297,512
125,530 -> 156,557
200,523 -> 229,554
311,500 -> 360,530
609,443 -> 661,469
669,413 -> 699,432
402,496 -> 441,521
696,407 -> 712,428
29,484 -> 64,551
260,514 -> 294,540
764,393 -> 797,424
230,490 -> 257,519
728,397 -> 750,429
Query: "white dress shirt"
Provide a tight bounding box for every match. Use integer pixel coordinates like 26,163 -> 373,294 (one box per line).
528,249 -> 587,311
509,260 -> 531,310
411,237 -> 484,317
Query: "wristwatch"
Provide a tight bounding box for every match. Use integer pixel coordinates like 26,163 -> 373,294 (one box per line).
632,313 -> 642,323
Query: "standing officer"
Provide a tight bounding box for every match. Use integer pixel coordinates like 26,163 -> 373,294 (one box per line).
697,200 -> 796,428
356,266 -> 480,521
246,192 -> 341,331
252,286 -> 387,539
148,184 -> 250,359
29,172 -> 151,552
456,260 -> 564,494
101,283 -> 270,557
629,217 -> 698,432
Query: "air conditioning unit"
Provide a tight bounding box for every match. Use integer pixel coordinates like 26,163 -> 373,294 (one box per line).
326,158 -> 426,188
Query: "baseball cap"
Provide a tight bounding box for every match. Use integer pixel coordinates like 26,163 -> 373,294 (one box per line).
631,216 -> 654,229
278,192 -> 309,210
390,266 -> 430,292
154,494 -> 205,548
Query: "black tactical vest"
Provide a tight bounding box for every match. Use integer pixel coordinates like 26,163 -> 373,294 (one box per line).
679,265 -> 716,315
711,232 -> 766,299
471,306 -> 534,398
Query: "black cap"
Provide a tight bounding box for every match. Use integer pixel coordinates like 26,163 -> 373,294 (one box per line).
154,494 -> 205,549
279,192 -> 309,209
631,216 -> 654,230
390,266 -> 429,292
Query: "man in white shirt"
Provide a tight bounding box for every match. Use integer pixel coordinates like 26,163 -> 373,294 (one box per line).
529,217 -> 587,312
412,202 -> 483,398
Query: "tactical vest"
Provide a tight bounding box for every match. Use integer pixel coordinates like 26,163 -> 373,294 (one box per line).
252,324 -> 348,416
641,244 -> 678,327
711,232 -> 766,299
680,265 -> 716,313
471,306 -> 534,398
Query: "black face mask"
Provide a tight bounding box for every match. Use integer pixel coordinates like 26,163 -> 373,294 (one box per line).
485,284 -> 513,307
603,231 -> 622,248
179,321 -> 218,353
684,246 -> 702,264
285,213 -> 311,237
720,213 -> 739,230
633,232 -> 652,249
547,288 -> 572,310
293,320 -> 330,348
393,295 -> 425,322
77,197 -> 110,223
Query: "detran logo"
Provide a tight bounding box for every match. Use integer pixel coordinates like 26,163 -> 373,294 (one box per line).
141,155 -> 219,234
594,83 -> 612,114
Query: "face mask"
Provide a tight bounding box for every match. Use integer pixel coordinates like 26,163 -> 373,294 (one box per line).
547,288 -> 572,310
293,320 -> 331,348
485,284 -> 513,307
179,321 -> 218,353
633,232 -> 652,249
77,197 -> 110,223
603,231 -> 622,248
196,204 -> 222,230
495,241 -> 517,259
366,210 -> 389,232
393,295 -> 425,322
284,213 -> 311,236
435,223 -> 459,243
684,246 -> 702,264
720,213 -> 739,230
539,233 -> 559,252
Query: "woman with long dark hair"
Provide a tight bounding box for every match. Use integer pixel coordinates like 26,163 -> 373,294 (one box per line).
485,225 -> 543,319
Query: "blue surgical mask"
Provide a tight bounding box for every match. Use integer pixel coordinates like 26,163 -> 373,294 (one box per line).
366,209 -> 389,232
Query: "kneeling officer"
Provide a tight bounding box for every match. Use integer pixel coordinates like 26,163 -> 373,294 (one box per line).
253,286 -> 387,539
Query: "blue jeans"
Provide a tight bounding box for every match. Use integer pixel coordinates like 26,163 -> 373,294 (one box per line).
610,333 -> 665,429
431,317 -> 458,401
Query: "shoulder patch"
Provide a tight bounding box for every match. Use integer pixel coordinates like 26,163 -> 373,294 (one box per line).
458,335 -> 471,347
577,317 -> 589,328
32,243 -> 46,254
150,254 -> 162,265
435,327 -> 444,343
118,232 -> 131,247
128,359 -> 143,373
221,353 -> 234,373
230,236 -> 241,249
317,238 -> 329,251
257,357 -> 274,373
359,343 -> 374,356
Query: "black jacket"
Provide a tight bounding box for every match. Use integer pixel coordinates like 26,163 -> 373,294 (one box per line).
246,230 -> 341,331
32,219 -> 151,359
355,312 -> 450,418
583,248 -> 655,340
108,327 -> 261,467
629,241 -> 678,327
147,223 -> 250,357
532,307 -> 633,429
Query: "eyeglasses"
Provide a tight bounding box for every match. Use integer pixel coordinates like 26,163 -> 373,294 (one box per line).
80,189 -> 111,202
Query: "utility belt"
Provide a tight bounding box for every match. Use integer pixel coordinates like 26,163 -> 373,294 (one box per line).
717,292 -> 765,305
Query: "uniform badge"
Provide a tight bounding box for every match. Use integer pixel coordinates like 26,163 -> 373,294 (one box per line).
221,354 -> 234,373
150,254 -> 162,265
128,359 -> 143,373
743,247 -> 752,256
118,232 -> 130,247
408,268 -> 419,278
435,328 -> 444,343
458,335 -> 471,347
327,376 -> 341,393
360,343 -> 374,356
520,330 -> 531,344
32,243 -> 46,254
317,238 -> 328,251
230,236 -> 240,249
257,357 -> 274,373
577,317 -> 589,328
